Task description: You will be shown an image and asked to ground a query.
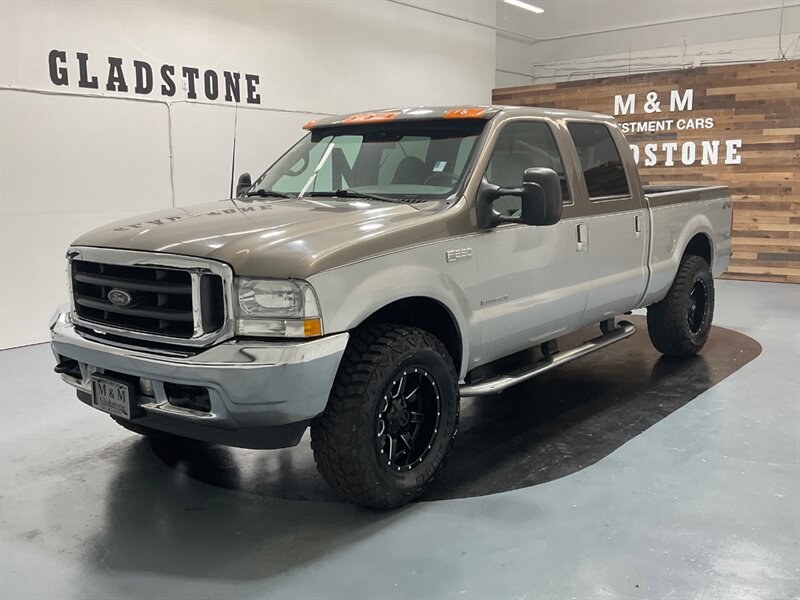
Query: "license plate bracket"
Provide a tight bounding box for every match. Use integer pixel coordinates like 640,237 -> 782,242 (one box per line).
91,374 -> 135,420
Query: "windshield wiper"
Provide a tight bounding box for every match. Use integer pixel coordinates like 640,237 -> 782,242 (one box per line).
245,189 -> 294,198
305,189 -> 405,203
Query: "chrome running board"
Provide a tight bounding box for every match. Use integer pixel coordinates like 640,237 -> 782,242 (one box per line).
459,320 -> 637,397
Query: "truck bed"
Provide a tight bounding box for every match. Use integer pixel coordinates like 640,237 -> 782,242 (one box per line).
644,184 -> 730,207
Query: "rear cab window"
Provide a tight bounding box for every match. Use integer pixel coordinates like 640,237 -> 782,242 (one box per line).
567,123 -> 630,201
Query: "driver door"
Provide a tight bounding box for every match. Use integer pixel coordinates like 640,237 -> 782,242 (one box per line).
472,120 -> 589,364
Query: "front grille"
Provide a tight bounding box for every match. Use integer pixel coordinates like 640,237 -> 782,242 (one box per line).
71,260 -> 225,339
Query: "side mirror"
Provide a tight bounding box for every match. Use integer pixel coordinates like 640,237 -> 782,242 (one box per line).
235,172 -> 252,197
476,167 -> 562,229
519,167 -> 563,226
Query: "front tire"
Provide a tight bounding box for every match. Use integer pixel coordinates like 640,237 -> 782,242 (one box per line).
647,254 -> 715,357
311,323 -> 459,509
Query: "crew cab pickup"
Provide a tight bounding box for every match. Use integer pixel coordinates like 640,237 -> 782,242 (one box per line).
51,105 -> 732,508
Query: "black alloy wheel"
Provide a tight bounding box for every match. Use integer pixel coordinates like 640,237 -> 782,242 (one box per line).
687,278 -> 708,335
377,367 -> 441,472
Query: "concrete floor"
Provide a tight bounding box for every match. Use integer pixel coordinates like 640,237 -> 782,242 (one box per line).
1,279 -> 798,599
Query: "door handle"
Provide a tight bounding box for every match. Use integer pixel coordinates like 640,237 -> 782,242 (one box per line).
635,214 -> 642,239
576,223 -> 587,252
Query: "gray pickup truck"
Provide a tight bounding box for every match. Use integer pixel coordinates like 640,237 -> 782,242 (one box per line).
51,105 -> 732,508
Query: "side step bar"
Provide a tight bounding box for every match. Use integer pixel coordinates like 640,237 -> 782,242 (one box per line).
459,320 -> 637,397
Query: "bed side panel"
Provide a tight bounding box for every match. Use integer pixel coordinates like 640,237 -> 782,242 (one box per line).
640,187 -> 732,307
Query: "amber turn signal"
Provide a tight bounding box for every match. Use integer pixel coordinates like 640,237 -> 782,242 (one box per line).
443,107 -> 487,119
303,318 -> 322,337
342,111 -> 400,125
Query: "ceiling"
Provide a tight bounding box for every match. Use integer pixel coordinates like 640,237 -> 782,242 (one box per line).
494,0 -> 798,42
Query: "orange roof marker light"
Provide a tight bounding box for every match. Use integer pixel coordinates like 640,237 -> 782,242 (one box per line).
302,119 -> 318,130
342,111 -> 400,125
443,107 -> 487,119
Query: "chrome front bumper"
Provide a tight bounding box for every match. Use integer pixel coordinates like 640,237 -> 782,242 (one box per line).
50,306 -> 349,448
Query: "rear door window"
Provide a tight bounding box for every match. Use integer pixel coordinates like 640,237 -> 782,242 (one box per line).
567,123 -> 630,200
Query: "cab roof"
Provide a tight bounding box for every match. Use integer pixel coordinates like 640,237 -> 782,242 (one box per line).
303,105 -> 615,130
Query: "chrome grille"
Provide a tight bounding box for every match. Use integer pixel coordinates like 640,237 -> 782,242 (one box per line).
68,247 -> 233,347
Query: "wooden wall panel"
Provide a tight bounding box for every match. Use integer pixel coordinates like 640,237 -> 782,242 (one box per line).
493,60 -> 800,283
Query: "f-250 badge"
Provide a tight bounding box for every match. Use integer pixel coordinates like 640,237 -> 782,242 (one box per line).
445,248 -> 473,263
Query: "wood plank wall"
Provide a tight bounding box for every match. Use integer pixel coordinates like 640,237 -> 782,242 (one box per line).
492,60 -> 800,283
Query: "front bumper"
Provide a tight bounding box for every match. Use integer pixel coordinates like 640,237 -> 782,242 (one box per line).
50,306 -> 349,448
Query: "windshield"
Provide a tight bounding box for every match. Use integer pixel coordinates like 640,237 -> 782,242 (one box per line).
250,119 -> 487,201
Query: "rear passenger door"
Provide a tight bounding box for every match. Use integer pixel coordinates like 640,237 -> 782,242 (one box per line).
473,120 -> 589,363
566,122 -> 648,325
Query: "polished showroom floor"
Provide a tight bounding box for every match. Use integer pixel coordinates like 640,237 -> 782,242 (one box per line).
1,280 -> 798,599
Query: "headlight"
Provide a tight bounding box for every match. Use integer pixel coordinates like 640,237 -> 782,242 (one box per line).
234,278 -> 322,337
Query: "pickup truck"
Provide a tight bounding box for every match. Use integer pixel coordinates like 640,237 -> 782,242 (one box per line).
50,105 -> 732,508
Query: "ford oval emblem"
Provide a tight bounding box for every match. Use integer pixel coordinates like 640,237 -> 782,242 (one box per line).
107,289 -> 134,307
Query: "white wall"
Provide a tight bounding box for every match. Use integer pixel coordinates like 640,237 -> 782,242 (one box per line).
0,0 -> 496,348
495,1 -> 800,87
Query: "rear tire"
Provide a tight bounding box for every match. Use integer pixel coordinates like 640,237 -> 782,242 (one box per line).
647,254 -> 715,357
311,323 -> 459,509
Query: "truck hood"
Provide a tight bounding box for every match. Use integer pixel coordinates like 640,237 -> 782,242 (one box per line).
72,197 -> 459,278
